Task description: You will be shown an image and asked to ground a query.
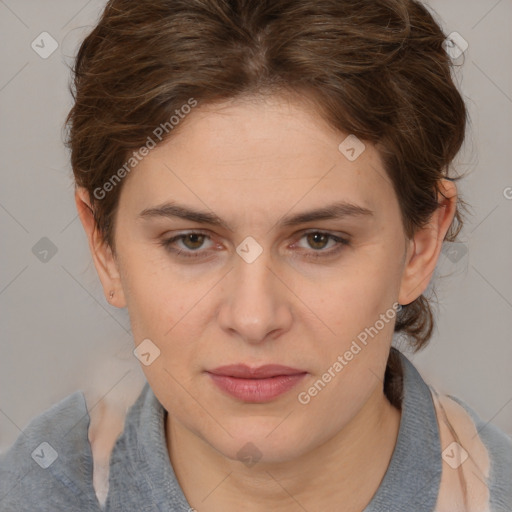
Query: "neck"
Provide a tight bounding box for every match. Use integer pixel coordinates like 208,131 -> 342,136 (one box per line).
166,386 -> 401,512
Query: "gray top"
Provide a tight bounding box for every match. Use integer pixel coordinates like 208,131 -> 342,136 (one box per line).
1,352 -> 511,511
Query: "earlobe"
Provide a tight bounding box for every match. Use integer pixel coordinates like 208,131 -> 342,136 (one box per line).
75,187 -> 127,308
398,179 -> 457,305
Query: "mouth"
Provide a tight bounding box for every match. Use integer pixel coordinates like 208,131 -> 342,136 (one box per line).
206,364 -> 308,403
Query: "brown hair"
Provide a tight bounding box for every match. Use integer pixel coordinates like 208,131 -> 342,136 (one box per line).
64,0 -> 468,406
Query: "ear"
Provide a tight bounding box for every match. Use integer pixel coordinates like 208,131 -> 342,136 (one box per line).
398,179 -> 457,305
75,187 -> 127,308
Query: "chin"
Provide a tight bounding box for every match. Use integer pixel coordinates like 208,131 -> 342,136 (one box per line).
206,421 -> 313,466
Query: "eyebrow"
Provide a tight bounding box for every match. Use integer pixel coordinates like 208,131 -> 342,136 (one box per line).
138,200 -> 374,231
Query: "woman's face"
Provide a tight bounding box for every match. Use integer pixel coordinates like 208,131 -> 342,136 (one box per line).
100,95 -> 417,463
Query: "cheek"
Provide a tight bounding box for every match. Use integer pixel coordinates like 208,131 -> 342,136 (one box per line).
290,243 -> 402,411
118,248 -> 216,381
294,287 -> 398,437
119,255 -> 206,412
118,243 -> 191,334
296,246 -> 401,335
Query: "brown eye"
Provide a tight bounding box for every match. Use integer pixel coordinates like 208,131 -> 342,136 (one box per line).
293,231 -> 350,260
306,232 -> 330,250
160,231 -> 215,259
181,233 -> 206,250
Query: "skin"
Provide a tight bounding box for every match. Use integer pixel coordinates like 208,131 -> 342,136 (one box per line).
76,94 -> 457,511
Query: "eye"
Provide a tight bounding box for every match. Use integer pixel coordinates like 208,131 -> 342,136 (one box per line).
300,232 -> 335,250
293,231 -> 350,259
160,231 -> 214,259
159,230 -> 350,260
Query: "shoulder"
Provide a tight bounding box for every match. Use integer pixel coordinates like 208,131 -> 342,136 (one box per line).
448,394 -> 512,511
0,391 -> 101,511
430,389 -> 512,512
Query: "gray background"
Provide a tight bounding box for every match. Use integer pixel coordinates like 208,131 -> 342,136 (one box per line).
1,0 -> 511,454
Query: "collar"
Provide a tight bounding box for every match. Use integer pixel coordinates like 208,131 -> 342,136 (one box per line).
363,351 -> 442,511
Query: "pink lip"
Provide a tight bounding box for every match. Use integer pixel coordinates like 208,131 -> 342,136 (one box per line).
207,364 -> 307,403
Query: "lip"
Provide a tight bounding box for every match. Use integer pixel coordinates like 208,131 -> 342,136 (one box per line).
206,364 -> 307,403
209,364 -> 306,379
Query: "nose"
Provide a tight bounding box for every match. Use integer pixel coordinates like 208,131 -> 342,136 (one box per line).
217,246 -> 293,345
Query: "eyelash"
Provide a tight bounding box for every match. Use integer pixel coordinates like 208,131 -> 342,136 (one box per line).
159,230 -> 350,261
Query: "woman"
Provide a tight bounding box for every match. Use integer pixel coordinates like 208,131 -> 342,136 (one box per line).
1,0 -> 511,510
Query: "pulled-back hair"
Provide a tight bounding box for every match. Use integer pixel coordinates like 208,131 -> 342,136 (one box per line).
64,0 -> 468,406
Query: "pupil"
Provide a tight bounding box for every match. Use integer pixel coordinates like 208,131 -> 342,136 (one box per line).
309,233 -> 327,249
185,234 -> 203,249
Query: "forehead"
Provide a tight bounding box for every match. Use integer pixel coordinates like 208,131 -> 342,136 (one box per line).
118,95 -> 396,220
150,95 -> 360,173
